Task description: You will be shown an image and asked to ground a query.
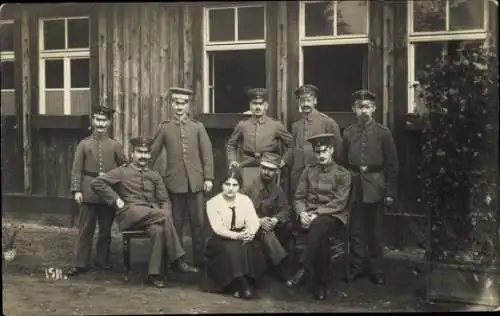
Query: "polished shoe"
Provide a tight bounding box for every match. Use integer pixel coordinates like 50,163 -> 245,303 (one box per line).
67,266 -> 90,276
242,289 -> 256,300
175,260 -> 199,273
285,267 -> 305,287
313,285 -> 327,301
148,275 -> 167,288
369,273 -> 385,285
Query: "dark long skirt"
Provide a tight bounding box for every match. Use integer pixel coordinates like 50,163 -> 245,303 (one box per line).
200,234 -> 268,293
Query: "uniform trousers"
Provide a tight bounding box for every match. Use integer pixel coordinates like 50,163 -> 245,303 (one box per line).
241,167 -> 261,189
169,191 -> 205,266
124,207 -> 186,275
73,203 -> 115,268
297,215 -> 344,287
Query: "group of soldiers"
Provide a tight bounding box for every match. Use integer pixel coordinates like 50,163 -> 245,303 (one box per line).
67,83 -> 398,301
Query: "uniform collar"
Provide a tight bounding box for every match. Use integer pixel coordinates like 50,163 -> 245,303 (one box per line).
357,118 -> 376,131
174,115 -> 188,125
91,132 -> 109,140
318,161 -> 335,173
252,115 -> 268,125
130,162 -> 149,172
304,109 -> 319,122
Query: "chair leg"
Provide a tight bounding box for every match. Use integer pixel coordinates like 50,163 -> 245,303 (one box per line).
344,232 -> 351,284
123,236 -> 130,282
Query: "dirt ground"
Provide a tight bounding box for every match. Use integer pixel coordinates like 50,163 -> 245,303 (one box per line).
2,219 -> 494,314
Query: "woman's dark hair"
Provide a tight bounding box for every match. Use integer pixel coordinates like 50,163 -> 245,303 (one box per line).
225,167 -> 243,186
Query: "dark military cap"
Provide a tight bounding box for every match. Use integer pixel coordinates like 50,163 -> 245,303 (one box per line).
294,84 -> 319,98
306,133 -> 336,151
169,87 -> 194,100
352,89 -> 376,102
246,88 -> 268,103
130,136 -> 153,149
92,106 -> 115,119
260,152 -> 282,169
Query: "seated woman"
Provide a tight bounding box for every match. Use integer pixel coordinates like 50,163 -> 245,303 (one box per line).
202,169 -> 268,299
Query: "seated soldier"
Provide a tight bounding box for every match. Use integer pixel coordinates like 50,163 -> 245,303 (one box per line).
240,152 -> 292,281
285,133 -> 352,301
90,136 -> 198,288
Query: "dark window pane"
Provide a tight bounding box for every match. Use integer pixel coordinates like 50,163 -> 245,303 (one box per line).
1,61 -> 14,89
450,0 -> 484,30
43,19 -> 65,50
238,6 -> 265,40
303,44 -> 368,112
68,18 -> 89,48
45,59 -> 64,89
211,50 -> 266,114
413,0 -> 446,32
0,22 -> 14,52
71,58 -> 89,88
305,2 -> 334,37
209,9 -> 235,42
337,1 -> 367,35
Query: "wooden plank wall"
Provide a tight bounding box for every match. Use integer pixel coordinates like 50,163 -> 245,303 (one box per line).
97,3 -> 203,155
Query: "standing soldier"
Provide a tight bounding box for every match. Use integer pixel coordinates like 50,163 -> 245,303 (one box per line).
226,88 -> 293,187
68,106 -> 128,276
290,84 -> 342,195
341,90 -> 399,285
150,87 -> 214,268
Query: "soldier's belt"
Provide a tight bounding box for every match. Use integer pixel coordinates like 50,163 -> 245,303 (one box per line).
241,150 -> 278,159
347,164 -> 383,174
82,170 -> 106,177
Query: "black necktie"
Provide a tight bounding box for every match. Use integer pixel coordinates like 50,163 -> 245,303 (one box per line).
229,206 -> 236,231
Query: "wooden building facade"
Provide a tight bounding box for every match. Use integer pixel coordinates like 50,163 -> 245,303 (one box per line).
1,1 -> 497,244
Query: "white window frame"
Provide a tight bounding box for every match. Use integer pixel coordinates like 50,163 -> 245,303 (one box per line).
202,4 -> 266,113
1,19 -> 15,93
407,0 -> 488,113
298,0 -> 370,88
38,16 -> 90,115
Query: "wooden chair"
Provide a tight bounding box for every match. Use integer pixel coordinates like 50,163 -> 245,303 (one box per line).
121,230 -> 149,282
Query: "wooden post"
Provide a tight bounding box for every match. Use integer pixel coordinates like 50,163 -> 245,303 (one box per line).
277,1 -> 288,126
97,7 -> 108,107
122,6 -> 131,154
112,7 -> 123,145
368,0 -> 384,124
130,5 -> 140,138
20,9 -> 32,195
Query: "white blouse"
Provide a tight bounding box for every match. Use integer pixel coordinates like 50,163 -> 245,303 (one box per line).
206,192 -> 260,240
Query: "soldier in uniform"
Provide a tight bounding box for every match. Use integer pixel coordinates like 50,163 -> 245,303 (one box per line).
290,84 -> 343,195
341,90 -> 399,285
68,106 -> 128,276
285,133 -> 351,301
240,152 -> 292,281
226,88 -> 293,187
150,87 -> 214,268
91,136 -> 199,288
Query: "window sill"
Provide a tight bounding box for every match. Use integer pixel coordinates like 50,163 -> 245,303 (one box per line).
196,113 -> 252,129
33,115 -> 90,130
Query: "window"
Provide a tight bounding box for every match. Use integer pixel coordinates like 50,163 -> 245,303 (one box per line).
407,0 -> 488,113
203,4 -> 266,114
39,17 -> 90,115
1,20 -> 15,115
300,1 -> 369,112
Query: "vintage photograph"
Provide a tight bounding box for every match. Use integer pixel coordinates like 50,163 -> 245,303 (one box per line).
1,1 -> 499,314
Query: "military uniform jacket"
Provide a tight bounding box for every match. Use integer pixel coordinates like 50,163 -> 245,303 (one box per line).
294,163 -> 351,224
291,110 -> 342,171
240,176 -> 290,224
90,164 -> 172,230
150,117 -> 214,194
70,133 -> 128,204
226,115 -> 293,168
341,120 -> 399,203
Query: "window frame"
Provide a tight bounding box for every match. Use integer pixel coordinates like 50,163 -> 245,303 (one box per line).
38,16 -> 90,115
1,19 -> 16,93
406,0 -> 489,113
202,3 -> 267,113
298,0 -> 370,108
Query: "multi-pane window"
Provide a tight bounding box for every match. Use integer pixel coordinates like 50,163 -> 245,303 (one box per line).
1,20 -> 15,115
300,1 -> 369,112
203,4 -> 266,114
39,17 -> 90,115
408,0 -> 488,113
